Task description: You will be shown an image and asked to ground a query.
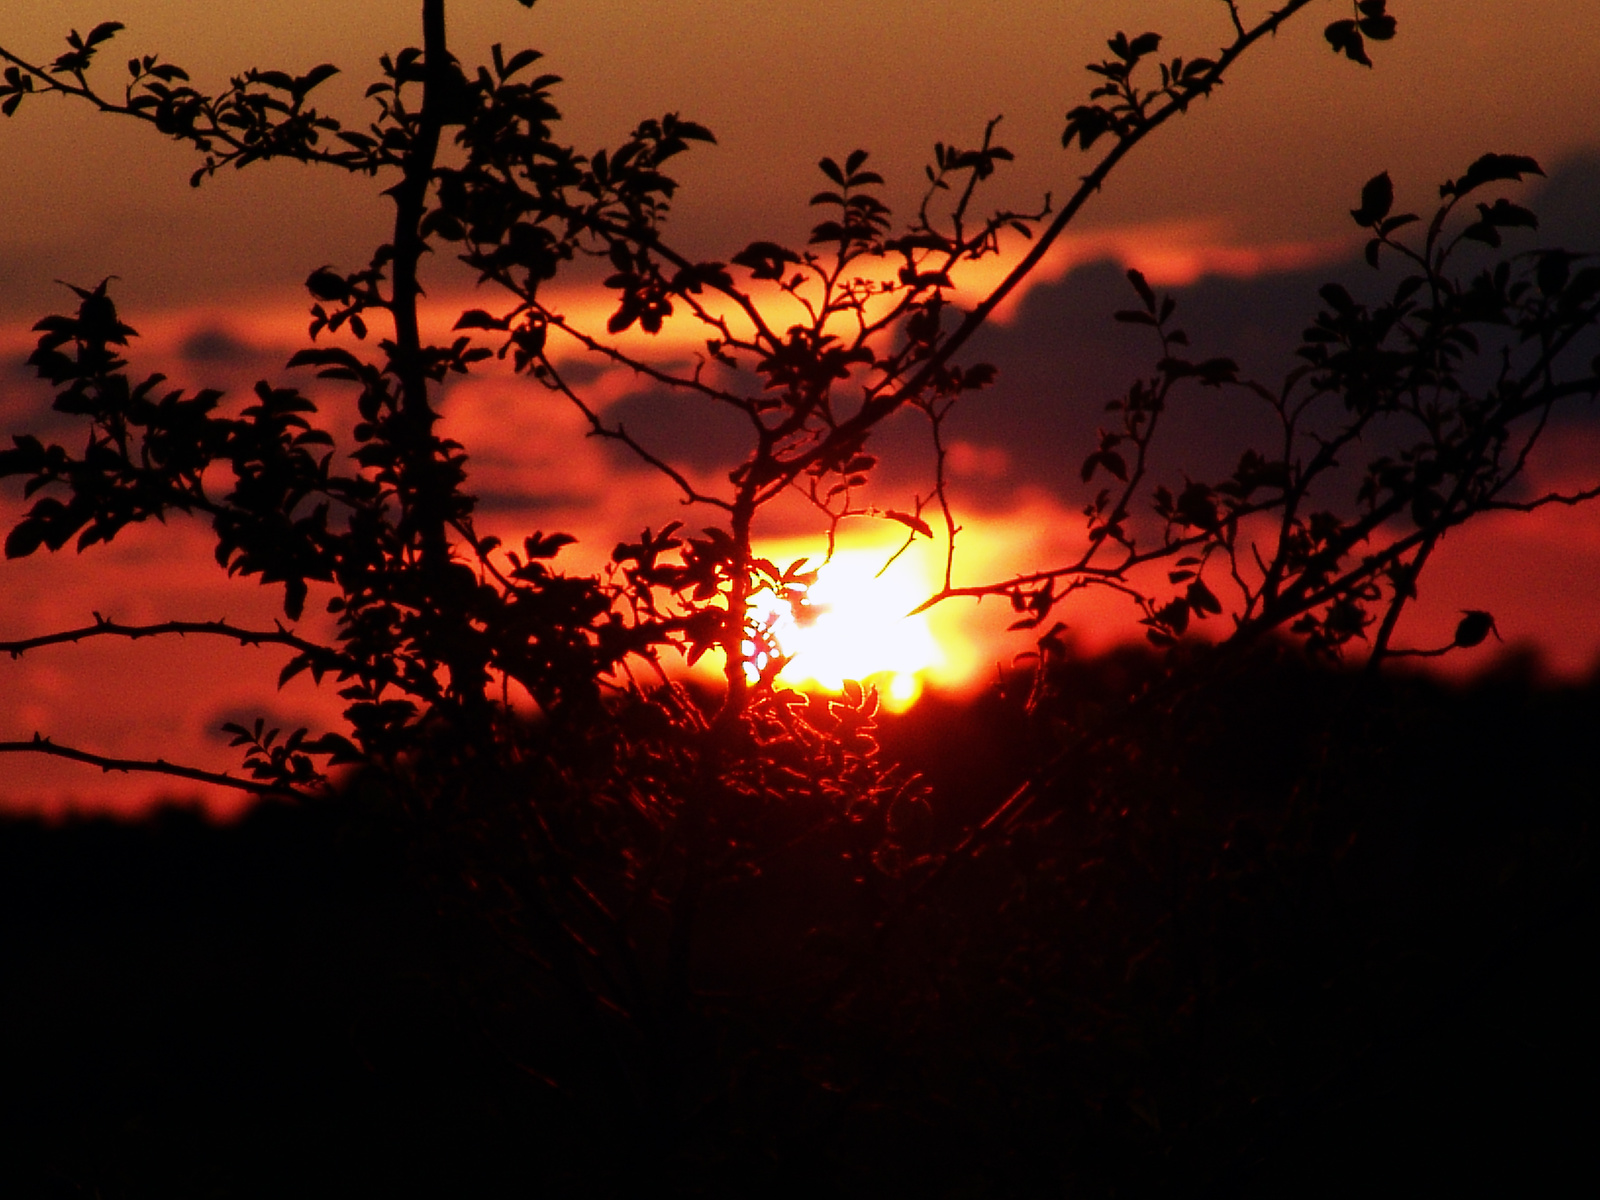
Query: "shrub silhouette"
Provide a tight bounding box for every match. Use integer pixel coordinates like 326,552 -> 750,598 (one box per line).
1,1 -> 1598,1187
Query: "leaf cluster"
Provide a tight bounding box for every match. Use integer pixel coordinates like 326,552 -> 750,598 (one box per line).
943,153 -> 1600,667
1,2 -> 1597,1146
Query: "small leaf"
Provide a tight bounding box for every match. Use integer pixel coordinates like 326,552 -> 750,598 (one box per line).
85,22 -> 125,47
499,47 -> 541,80
525,531 -> 577,559
1127,32 -> 1161,58
1454,610 -> 1499,648
1351,171 -> 1393,227
1477,198 -> 1538,230
1324,20 -> 1371,67
454,309 -> 509,331
1187,577 -> 1223,617
305,267 -> 350,302
298,63 -> 340,93
1442,153 -> 1544,200
885,510 -> 934,539
4,520 -> 44,559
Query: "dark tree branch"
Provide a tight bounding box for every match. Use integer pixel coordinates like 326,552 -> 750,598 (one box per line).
540,310 -> 753,413
780,0 -> 1323,484
0,734 -> 305,798
0,43 -> 373,178
1486,482 -> 1600,513
1,616 -> 342,663
1384,644 -> 1455,660
540,360 -> 734,512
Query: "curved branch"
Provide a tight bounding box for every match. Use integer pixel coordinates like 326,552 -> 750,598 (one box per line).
908,517 -> 1249,615
540,360 -> 734,511
0,734 -> 305,798
1485,482 -> 1600,513
1384,643 -> 1456,660
0,44 -> 373,177
1,616 -> 343,663
790,0 -> 1323,476
543,310 -> 753,412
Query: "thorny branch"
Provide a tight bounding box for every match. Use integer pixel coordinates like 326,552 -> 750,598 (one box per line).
0,734 -> 307,798
1,615 -> 343,664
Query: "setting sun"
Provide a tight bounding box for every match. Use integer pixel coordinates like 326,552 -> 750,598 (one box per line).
748,537 -> 950,710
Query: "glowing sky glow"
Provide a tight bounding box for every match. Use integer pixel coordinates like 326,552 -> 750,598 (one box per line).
3,2 -> 1599,313
746,538 -> 951,712
2,2 -> 1599,814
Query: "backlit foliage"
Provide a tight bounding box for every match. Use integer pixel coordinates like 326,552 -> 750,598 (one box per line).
1,1 -> 1596,1177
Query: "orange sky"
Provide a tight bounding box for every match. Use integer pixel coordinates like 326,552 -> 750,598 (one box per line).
3,2 -> 1599,312
2,1 -> 1599,816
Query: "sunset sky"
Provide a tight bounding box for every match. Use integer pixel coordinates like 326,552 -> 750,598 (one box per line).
2,1 -> 1598,815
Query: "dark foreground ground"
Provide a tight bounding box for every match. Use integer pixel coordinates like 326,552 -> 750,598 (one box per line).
2,650 -> 1597,1197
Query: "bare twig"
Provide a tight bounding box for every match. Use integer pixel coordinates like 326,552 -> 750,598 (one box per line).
1486,482 -> 1600,513
1,615 -> 342,663
540,359 -> 734,512
784,0 -> 1323,482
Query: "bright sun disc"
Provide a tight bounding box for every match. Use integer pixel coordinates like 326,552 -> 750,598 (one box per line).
747,541 -> 946,711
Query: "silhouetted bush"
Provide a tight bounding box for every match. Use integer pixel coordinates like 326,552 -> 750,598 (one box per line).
2,3 -> 1597,1194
